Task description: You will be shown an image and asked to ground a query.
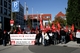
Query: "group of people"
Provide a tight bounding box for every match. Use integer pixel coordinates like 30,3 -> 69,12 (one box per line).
35,27 -> 76,46
0,25 -> 76,46
0,27 -> 26,46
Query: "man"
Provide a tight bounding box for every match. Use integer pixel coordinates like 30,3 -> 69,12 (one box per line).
60,27 -> 66,44
2,30 -> 7,46
35,30 -> 42,45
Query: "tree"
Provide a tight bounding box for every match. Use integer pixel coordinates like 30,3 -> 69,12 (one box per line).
26,16 -> 32,29
66,0 -> 80,29
54,17 -> 67,26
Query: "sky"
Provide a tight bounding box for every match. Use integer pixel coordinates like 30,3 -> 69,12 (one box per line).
17,0 -> 68,20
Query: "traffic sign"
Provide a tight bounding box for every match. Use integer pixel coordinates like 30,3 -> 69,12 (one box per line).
12,1 -> 19,12
10,20 -> 14,26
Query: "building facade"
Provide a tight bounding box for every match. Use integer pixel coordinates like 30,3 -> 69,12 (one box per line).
0,0 -> 12,31
16,3 -> 24,29
0,0 -> 24,31
27,14 -> 52,29
55,12 -> 66,20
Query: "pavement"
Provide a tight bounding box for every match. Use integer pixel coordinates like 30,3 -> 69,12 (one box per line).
0,41 -> 80,51
57,41 -> 80,48
0,45 -> 12,51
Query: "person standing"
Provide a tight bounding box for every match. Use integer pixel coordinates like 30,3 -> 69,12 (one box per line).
0,28 -> 3,45
60,27 -> 66,44
35,31 -> 42,45
2,30 -> 7,46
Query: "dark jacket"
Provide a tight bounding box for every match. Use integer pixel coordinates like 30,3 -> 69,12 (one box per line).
3,32 -> 7,40
60,29 -> 66,36
36,33 -> 42,39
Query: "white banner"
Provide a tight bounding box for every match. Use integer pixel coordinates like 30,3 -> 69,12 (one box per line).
10,34 -> 36,45
76,32 -> 80,38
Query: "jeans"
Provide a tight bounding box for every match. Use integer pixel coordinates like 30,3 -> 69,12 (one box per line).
61,36 -> 66,44
3,40 -> 6,46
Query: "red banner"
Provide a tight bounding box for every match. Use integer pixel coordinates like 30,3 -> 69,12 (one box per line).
71,24 -> 74,32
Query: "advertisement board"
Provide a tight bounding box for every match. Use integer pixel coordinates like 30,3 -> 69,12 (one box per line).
10,34 -> 36,45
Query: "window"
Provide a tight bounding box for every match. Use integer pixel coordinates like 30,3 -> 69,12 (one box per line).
8,4 -> 11,9
34,16 -> 37,19
8,0 -> 11,3
0,0 -> 2,5
46,16 -> 50,18
0,7 -> 3,14
8,10 -> 11,16
4,1 -> 7,8
45,22 -> 48,25
4,8 -> 7,15
0,16 -> 2,22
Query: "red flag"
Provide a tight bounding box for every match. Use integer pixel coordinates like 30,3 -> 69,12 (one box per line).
36,26 -> 38,31
42,26 -> 46,32
57,22 -> 61,31
46,25 -> 51,32
65,25 -> 68,32
51,24 -> 56,32
70,33 -> 73,41
40,18 -> 47,32
71,24 -> 74,32
40,18 -> 43,30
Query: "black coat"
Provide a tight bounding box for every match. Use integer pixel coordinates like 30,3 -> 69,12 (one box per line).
3,33 -> 7,40
35,33 -> 42,39
60,30 -> 66,36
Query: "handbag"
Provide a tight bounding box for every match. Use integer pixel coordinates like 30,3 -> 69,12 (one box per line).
45,34 -> 49,40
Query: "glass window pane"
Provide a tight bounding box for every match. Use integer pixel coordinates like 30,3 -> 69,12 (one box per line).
0,16 -> 2,22
8,4 -> 11,9
0,7 -> 3,14
8,0 -> 11,3
4,8 -> 7,15
0,0 -> 2,5
8,10 -> 11,16
4,1 -> 7,8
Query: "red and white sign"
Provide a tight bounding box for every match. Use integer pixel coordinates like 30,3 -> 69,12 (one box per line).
10,20 -> 14,26
10,34 -> 36,45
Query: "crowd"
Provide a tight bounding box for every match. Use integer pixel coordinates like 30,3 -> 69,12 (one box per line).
35,27 -> 76,46
0,25 -> 77,46
0,27 -> 37,46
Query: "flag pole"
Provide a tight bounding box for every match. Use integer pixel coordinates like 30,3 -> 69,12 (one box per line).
37,11 -> 38,29
32,8 -> 33,28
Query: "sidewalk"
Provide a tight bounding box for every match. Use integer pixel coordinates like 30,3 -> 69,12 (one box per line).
57,41 -> 80,48
0,44 -> 12,51
0,41 -> 80,51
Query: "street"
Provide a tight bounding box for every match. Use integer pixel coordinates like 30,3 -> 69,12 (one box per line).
0,45 -> 80,53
